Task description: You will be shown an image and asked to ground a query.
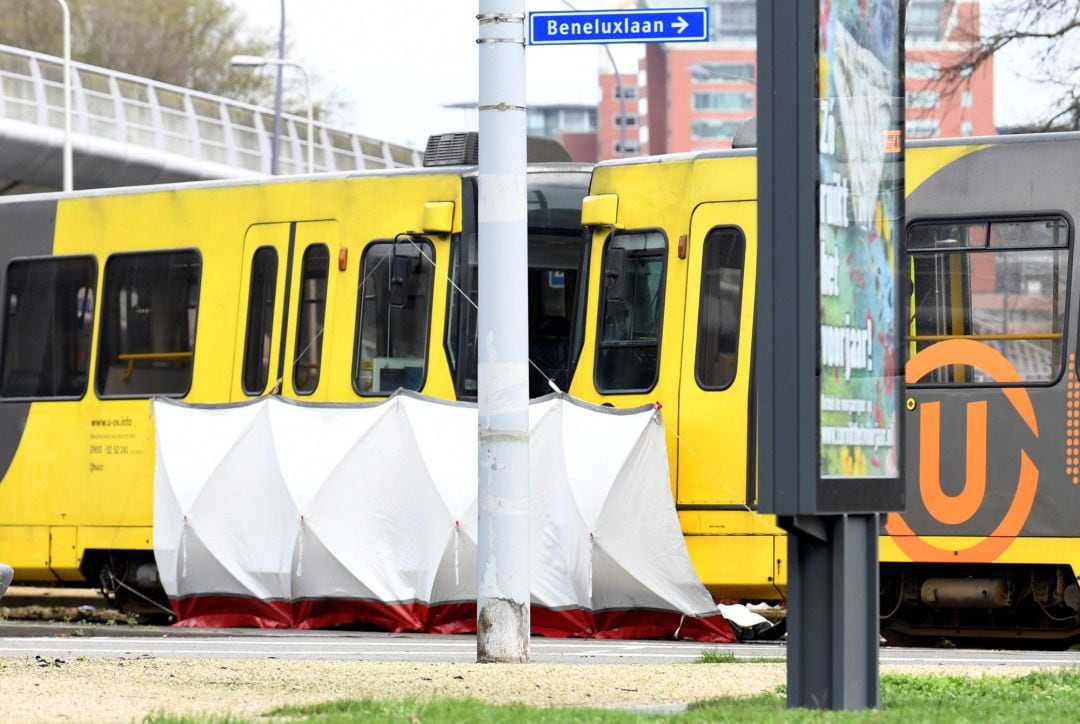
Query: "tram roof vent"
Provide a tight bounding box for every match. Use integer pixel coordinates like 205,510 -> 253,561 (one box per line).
731,117 -> 757,149
424,132 -> 480,166
424,132 -> 574,167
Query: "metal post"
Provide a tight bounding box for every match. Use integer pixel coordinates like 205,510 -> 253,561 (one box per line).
784,514 -> 880,709
271,0 -> 285,175
54,0 -> 72,192
476,0 -> 530,664
291,62 -> 314,174
759,0 -> 898,709
230,56 -> 312,174
556,0 -> 626,156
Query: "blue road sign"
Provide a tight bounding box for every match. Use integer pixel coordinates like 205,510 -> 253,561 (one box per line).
529,7 -> 709,46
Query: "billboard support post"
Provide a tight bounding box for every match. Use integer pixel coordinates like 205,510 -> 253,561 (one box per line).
758,0 -> 905,710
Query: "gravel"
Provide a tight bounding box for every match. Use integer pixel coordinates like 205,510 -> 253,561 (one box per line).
0,656 -> 1050,723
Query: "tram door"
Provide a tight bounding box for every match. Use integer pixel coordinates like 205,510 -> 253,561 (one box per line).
676,201 -> 756,507
231,221 -> 340,401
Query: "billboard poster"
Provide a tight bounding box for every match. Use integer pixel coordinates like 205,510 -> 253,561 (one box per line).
817,0 -> 903,480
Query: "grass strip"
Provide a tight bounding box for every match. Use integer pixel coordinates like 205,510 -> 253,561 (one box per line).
146,668 -> 1080,723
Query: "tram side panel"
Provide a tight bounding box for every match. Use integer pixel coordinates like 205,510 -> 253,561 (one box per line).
0,198 -> 67,579
573,154 -> 784,600
0,171 -> 476,590
0,185 -> 264,583
881,138 -> 1080,636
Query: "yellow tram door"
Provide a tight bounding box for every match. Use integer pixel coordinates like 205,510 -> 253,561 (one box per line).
231,220 -> 340,402
676,201 -> 778,598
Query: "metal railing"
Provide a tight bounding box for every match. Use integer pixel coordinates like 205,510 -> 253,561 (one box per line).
0,43 -> 422,176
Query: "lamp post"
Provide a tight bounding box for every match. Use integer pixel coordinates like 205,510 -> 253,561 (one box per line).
53,0 -> 72,191
557,0 -> 628,157
272,0 -> 285,175
230,55 -> 314,174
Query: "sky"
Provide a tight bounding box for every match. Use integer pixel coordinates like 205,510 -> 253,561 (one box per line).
231,0 -> 1060,150
232,0 -> 641,149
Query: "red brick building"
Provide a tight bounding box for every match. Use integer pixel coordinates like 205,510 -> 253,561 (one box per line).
592,0 -> 994,159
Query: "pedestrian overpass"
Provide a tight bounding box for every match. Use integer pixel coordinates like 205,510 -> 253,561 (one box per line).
0,44 -> 422,194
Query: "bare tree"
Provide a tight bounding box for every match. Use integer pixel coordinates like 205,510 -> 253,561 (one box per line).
0,0 -> 316,112
947,0 -> 1080,131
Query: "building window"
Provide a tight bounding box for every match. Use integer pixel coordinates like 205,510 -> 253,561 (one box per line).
527,112 -> 547,135
696,227 -> 745,390
354,240 -> 435,396
906,61 -> 940,80
961,120 -> 974,136
241,246 -> 278,396
0,256 -> 96,399
907,0 -> 944,45
906,90 -> 939,109
96,250 -> 200,398
596,231 -> 666,393
293,244 -> 329,395
613,139 -> 641,154
559,108 -> 595,132
692,91 -> 755,112
613,84 -> 638,100
614,114 -> 638,127
907,217 -> 1069,384
961,90 -> 973,108
690,62 -> 755,83
905,119 -> 940,139
714,0 -> 756,42
691,120 -> 744,140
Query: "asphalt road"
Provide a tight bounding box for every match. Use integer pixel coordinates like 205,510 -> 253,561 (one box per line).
0,624 -> 1078,667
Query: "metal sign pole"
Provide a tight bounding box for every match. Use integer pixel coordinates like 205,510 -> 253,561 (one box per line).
476,0 -> 531,664
758,0 -> 904,710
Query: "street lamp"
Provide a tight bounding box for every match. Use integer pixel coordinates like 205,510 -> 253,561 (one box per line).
230,55 -> 314,174
557,0 -> 629,157
53,0 -> 72,191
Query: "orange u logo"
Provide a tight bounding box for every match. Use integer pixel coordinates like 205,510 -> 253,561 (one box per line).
886,339 -> 1039,563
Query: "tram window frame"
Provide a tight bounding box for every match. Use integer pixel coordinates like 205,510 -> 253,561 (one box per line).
292,243 -> 330,395
444,174 -> 591,401
0,255 -> 98,400
695,226 -> 746,391
240,246 -> 279,396
445,230 -> 479,399
95,249 -> 202,399
594,229 -> 668,394
353,238 -> 436,396
906,215 -> 1071,387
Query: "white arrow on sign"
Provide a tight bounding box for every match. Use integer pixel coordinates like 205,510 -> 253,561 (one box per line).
673,16 -> 689,34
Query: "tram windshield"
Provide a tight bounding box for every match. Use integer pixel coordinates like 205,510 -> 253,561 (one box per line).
446,173 -> 590,399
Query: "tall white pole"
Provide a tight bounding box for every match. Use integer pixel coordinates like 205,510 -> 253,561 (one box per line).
55,0 -> 72,192
476,0 -> 530,663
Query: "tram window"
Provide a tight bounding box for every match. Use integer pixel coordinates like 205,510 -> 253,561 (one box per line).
696,227 -> 745,390
354,239 -> 435,395
907,218 -> 1069,384
240,247 -> 278,395
96,250 -> 201,398
293,244 -> 329,395
595,231 -> 666,393
0,256 -> 96,399
527,233 -> 585,398
445,176 -> 589,401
